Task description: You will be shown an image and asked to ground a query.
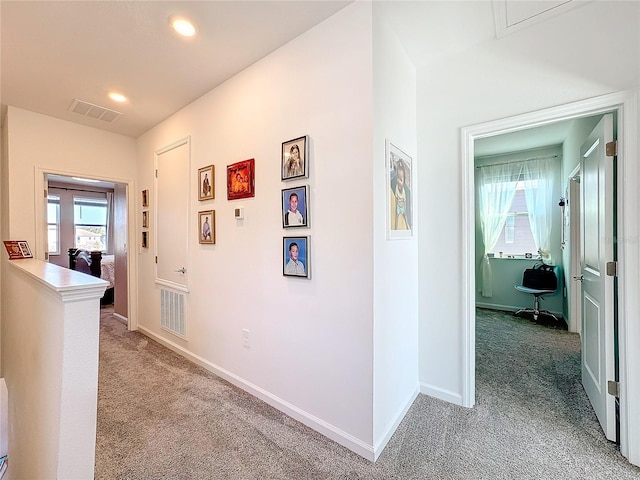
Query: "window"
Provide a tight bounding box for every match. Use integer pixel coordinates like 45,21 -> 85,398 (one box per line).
74,196 -> 108,251
47,194 -> 60,254
490,181 -> 538,257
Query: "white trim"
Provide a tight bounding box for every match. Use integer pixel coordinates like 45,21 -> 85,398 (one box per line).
34,166 -> 138,331
112,312 -> 128,325
420,382 -> 463,406
137,325 -> 376,461
461,90 -> 640,466
373,389 -> 418,461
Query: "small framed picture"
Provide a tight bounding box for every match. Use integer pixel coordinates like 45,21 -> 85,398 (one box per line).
386,139 -> 413,239
199,210 -> 215,244
142,211 -> 149,228
283,236 -> 309,278
227,159 -> 255,200
198,165 -> 215,201
3,240 -> 33,259
281,135 -> 308,181
281,185 -> 309,228
142,189 -> 149,207
142,231 -> 149,249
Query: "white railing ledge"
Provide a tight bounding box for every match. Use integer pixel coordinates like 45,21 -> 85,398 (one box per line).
8,258 -> 108,303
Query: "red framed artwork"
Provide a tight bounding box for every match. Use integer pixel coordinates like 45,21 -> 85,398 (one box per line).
227,159 -> 255,200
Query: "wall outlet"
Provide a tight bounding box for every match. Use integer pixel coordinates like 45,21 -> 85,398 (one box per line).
242,328 -> 250,348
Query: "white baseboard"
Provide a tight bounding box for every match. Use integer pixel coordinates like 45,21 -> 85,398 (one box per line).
113,312 -> 128,325
475,302 -> 563,318
373,388 -> 418,460
137,326 -> 376,461
420,383 -> 463,406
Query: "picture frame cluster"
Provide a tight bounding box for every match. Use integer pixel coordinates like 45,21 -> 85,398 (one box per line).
281,135 -> 310,279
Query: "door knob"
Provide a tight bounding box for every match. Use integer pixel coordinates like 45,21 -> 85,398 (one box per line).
174,267 -> 186,274
573,275 -> 584,282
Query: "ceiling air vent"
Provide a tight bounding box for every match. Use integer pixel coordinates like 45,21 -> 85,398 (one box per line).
68,99 -> 122,123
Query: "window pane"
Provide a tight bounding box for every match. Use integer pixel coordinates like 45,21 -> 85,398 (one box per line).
47,195 -> 60,254
489,186 -> 538,256
48,225 -> 59,254
75,226 -> 106,251
74,197 -> 108,250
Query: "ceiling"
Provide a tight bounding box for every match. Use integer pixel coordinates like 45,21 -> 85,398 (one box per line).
1,1 -> 350,138
2,0 -> 580,155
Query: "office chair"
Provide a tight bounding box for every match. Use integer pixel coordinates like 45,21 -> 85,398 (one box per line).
514,264 -> 559,322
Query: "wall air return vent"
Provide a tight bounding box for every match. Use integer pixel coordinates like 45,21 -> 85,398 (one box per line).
68,99 -> 122,123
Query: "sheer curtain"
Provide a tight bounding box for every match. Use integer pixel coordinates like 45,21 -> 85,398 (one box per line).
522,157 -> 555,264
477,163 -> 523,297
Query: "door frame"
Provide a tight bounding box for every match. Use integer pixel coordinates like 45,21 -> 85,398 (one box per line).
34,167 -> 139,331
460,90 -> 639,464
567,164 -> 581,334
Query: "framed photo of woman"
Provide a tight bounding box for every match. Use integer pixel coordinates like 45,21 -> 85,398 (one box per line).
198,165 -> 214,201
281,186 -> 308,228
199,210 -> 215,244
281,135 -> 308,181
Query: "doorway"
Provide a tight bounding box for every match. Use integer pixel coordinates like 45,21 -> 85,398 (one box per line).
460,91 -> 640,463
34,168 -> 137,331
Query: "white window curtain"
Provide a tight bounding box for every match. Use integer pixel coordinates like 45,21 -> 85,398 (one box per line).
477,163 -> 523,297
522,157 -> 555,264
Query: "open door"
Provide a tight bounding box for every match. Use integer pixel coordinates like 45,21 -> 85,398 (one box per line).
580,114 -> 616,441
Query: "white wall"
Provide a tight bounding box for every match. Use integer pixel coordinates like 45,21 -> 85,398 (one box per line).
371,3 -> 419,457
136,3 -> 376,455
3,107 -> 137,255
417,1 -> 640,401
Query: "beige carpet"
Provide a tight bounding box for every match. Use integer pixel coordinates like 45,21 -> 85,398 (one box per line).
95,307 -> 640,479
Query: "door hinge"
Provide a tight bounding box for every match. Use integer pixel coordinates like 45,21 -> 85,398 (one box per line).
155,169 -> 158,178
44,252 -> 49,261
155,256 -> 158,264
606,141 -> 617,157
44,189 -> 48,198
606,261 -> 617,277
608,380 -> 620,398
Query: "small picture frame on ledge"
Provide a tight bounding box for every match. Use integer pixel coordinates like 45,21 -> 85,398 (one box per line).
142,211 -> 149,228
142,189 -> 149,207
141,231 -> 148,249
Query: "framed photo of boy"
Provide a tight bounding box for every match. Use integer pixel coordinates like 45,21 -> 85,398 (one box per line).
199,210 -> 215,244
281,186 -> 308,228
227,159 -> 255,200
283,236 -> 309,278
281,135 -> 308,181
198,165 -> 214,201
386,139 -> 413,240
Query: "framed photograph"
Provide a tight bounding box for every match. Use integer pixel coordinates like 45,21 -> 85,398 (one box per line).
199,210 -> 215,244
141,231 -> 149,249
142,189 -> 149,207
281,186 -> 309,228
227,159 -> 255,200
283,236 -> 309,278
142,211 -> 149,228
386,139 -> 413,239
198,165 -> 215,201
281,135 -> 308,181
4,240 -> 33,259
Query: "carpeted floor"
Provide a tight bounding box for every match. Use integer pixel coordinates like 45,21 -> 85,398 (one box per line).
95,307 -> 640,479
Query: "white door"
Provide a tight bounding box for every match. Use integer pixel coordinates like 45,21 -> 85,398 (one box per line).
580,114 -> 616,441
155,138 -> 190,290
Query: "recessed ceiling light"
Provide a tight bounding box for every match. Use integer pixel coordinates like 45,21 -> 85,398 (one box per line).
170,17 -> 197,37
108,92 -> 127,103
